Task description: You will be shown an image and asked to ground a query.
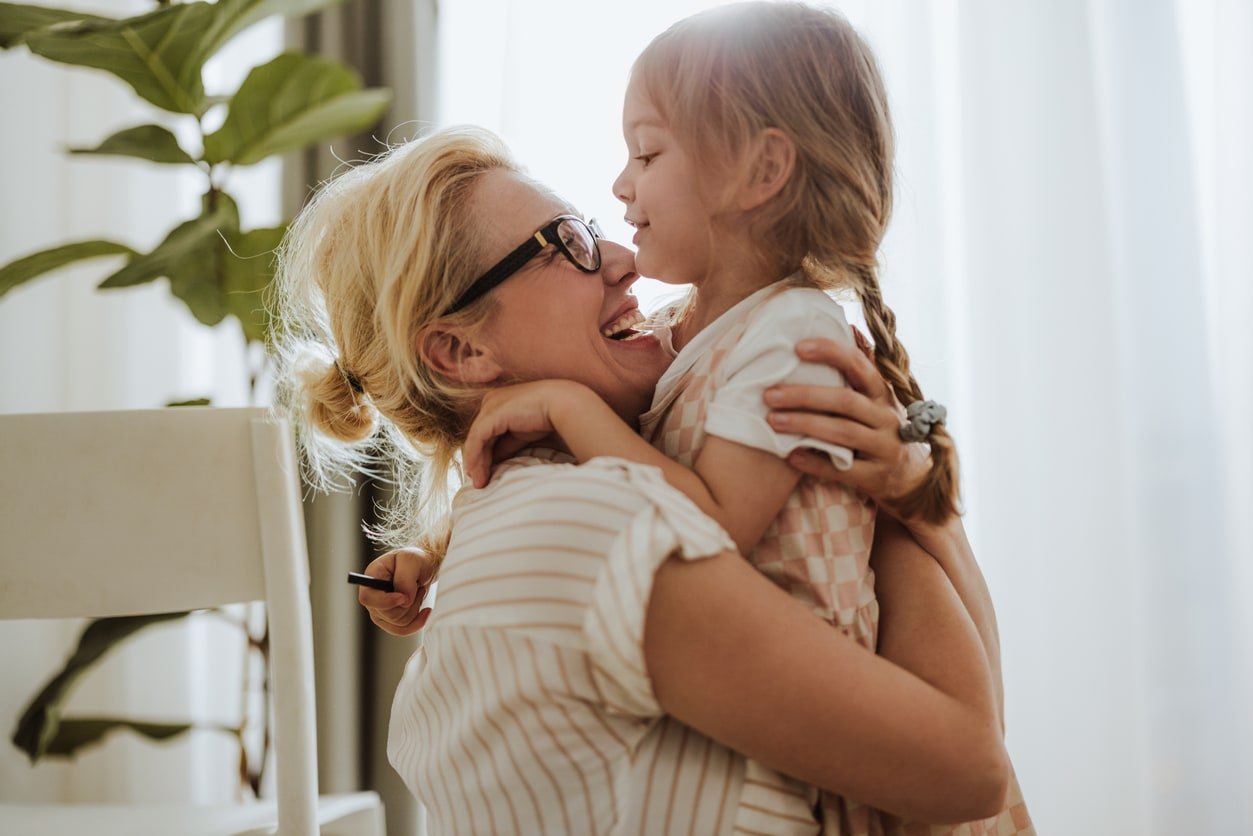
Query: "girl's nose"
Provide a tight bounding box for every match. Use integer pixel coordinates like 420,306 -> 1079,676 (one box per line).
612,164 -> 633,205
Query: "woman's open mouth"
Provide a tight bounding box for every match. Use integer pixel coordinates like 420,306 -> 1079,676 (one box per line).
602,308 -> 648,341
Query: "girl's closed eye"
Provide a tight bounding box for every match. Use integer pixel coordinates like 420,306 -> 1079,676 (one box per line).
634,152 -> 658,167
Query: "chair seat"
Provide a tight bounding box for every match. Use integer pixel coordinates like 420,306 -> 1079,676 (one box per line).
0,791 -> 383,836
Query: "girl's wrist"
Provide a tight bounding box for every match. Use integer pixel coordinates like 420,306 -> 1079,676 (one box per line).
548,380 -> 601,427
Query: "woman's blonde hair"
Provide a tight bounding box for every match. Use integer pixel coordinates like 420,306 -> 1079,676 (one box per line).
270,126 -> 518,561
636,1 -> 959,521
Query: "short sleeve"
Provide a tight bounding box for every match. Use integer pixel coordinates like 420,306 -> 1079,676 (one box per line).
704,289 -> 857,469
581,459 -> 736,719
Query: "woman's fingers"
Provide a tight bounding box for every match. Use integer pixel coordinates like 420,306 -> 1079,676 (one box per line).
392,547 -> 438,596
788,452 -> 891,492
787,449 -> 851,483
765,384 -> 890,430
768,413 -> 890,459
357,547 -> 437,634
371,610 -> 417,637
358,586 -> 409,610
796,338 -> 889,402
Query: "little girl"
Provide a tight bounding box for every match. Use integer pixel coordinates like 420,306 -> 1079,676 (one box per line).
464,3 -> 1033,834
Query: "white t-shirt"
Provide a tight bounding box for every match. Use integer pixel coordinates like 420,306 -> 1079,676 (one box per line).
388,452 -> 824,834
649,281 -> 856,469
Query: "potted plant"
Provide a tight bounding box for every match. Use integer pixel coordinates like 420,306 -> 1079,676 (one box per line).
0,0 -> 391,794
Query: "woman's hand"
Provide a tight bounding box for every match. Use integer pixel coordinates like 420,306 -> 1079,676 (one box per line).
357,547 -> 437,637
463,380 -> 593,488
764,333 -> 929,518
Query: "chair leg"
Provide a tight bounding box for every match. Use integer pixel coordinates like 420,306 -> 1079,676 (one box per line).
321,802 -> 386,836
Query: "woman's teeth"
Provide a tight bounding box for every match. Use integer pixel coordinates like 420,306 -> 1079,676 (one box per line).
602,308 -> 646,339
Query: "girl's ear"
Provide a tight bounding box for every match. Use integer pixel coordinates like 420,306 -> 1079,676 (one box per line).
417,325 -> 503,385
737,128 -> 797,212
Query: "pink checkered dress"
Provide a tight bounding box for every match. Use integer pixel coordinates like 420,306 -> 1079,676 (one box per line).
641,286 -> 1034,835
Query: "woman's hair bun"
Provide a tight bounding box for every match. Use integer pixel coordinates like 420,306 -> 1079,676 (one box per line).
297,355 -> 378,444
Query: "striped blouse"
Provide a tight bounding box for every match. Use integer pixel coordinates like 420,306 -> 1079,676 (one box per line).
387,450 -> 824,835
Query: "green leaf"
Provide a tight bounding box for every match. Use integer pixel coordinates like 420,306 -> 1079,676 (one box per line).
0,239 -> 136,300
69,124 -> 195,165
225,225 -> 285,343
24,4 -> 215,115
9,1 -> 343,114
11,613 -> 188,763
99,192 -> 241,327
0,3 -> 109,49
41,718 -> 195,759
191,0 -> 344,69
167,397 -> 211,407
203,52 -> 391,166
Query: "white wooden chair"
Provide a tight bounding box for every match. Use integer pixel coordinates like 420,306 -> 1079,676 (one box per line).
0,408 -> 384,836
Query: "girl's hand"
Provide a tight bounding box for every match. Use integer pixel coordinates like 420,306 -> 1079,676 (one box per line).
357,547 -> 437,637
764,332 -> 930,518
463,380 -> 591,488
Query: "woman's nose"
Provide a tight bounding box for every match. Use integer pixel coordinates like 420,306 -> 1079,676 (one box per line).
599,239 -> 638,288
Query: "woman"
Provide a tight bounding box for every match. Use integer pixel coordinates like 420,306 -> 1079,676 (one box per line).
274,126 -> 1008,834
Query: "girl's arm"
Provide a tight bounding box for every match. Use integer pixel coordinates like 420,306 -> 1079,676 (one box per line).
465,380 -> 799,555
644,522 -> 1009,823
766,336 -> 1004,726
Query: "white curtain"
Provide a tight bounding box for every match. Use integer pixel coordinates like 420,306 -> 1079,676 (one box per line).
437,1 -> 1253,833
0,1 -> 281,805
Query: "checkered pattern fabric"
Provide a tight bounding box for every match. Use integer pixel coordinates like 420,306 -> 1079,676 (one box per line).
643,292 -> 1034,835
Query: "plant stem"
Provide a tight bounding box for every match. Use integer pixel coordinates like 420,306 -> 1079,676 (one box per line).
237,604 -> 253,799
256,623 -> 272,796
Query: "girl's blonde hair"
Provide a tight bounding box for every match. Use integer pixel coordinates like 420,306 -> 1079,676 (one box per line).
635,1 -> 959,522
270,126 -> 518,562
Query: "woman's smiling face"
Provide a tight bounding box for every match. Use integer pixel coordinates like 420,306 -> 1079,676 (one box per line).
470,169 -> 671,424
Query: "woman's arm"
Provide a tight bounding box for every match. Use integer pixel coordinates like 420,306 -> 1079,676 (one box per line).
355,547 -> 438,636
766,337 -> 1004,725
644,528 -> 1009,823
891,515 -> 1004,730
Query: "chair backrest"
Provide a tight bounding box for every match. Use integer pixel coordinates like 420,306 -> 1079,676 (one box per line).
0,407 -> 319,835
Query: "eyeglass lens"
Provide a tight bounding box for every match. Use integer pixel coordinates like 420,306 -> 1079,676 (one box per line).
557,218 -> 599,269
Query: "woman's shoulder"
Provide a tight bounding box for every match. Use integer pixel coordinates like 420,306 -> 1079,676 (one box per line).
453,453 -> 660,523
452,454 -> 732,552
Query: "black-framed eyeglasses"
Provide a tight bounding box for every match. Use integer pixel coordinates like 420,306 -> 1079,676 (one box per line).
443,215 -> 603,315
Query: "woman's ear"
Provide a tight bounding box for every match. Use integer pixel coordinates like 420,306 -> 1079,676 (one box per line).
737,128 -> 797,212
417,325 -> 503,385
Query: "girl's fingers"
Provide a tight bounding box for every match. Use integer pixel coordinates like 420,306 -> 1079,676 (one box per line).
494,434 -> 531,462
796,338 -> 889,402
462,426 -> 489,487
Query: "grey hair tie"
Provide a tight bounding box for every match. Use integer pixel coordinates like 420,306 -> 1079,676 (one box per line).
899,399 -> 946,442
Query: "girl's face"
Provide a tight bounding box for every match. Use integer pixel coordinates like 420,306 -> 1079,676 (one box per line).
612,74 -> 720,287
472,169 -> 670,424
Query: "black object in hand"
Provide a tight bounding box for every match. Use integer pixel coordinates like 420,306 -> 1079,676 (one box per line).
347,572 -> 395,593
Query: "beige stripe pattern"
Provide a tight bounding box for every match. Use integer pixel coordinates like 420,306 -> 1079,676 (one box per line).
389,451 -> 818,834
